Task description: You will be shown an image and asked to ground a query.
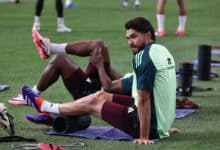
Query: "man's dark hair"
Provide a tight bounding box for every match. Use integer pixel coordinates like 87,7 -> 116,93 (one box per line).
125,17 -> 156,41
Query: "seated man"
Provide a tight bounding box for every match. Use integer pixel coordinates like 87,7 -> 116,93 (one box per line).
22,17 -> 178,144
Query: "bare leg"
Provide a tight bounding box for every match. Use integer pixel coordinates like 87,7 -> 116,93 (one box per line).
177,0 -> 186,16
58,91 -> 113,117
36,54 -> 80,96
157,0 -> 166,14
66,40 -> 122,80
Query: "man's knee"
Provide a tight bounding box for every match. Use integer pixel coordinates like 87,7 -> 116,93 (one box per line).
49,54 -> 71,67
88,91 -> 108,105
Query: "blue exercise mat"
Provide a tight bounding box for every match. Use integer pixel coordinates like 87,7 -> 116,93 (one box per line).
176,69 -> 218,79
191,60 -> 220,67
45,109 -> 195,140
212,49 -> 220,55
175,108 -> 195,119
0,85 -> 10,92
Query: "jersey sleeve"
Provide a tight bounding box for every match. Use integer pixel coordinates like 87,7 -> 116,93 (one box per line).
136,57 -> 156,91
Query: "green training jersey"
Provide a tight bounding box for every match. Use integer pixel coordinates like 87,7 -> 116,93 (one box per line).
122,43 -> 176,139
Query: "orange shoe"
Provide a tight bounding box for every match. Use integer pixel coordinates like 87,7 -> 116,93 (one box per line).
32,30 -> 50,59
155,30 -> 166,37
176,30 -> 185,37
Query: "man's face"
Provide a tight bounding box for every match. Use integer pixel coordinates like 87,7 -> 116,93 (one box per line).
126,29 -> 147,54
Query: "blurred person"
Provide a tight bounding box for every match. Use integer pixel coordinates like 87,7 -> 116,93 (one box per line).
122,0 -> 140,9
0,0 -> 19,3
22,17 -> 178,144
33,0 -> 71,32
155,0 -> 187,37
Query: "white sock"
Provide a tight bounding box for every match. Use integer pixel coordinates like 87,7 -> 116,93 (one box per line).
32,85 -> 42,96
50,43 -> 67,54
156,14 -> 165,31
41,101 -> 60,114
34,16 -> 40,24
57,17 -> 64,26
123,0 -> 128,7
135,0 -> 140,5
177,16 -> 187,31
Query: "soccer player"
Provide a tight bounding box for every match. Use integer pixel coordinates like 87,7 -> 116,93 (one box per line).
155,0 -> 187,37
33,0 -> 71,32
22,17 -> 177,144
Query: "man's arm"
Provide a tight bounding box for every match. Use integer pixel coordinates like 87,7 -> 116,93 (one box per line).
91,48 -> 123,93
133,90 -> 154,144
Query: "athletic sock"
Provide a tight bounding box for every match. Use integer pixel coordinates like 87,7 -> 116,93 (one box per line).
50,43 -> 67,54
34,16 -> 40,24
177,15 -> 187,31
156,14 -> 165,31
41,101 -> 60,114
32,85 -> 42,96
57,17 -> 64,25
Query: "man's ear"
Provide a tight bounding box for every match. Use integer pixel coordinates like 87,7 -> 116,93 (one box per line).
145,31 -> 152,39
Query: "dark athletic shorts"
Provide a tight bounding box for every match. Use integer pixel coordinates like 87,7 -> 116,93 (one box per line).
71,63 -> 109,99
101,94 -> 139,138
101,94 -> 160,139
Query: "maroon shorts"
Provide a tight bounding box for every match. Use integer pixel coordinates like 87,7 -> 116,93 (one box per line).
101,94 -> 139,138
70,62 -> 110,99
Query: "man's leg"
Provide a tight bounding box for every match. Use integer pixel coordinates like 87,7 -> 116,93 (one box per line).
155,0 -> 166,37
32,31 -> 122,79
22,87 -> 139,137
56,0 -> 71,32
33,0 -> 44,30
36,54 -> 88,99
176,0 -> 186,36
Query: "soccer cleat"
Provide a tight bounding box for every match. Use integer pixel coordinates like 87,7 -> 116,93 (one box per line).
155,30 -> 166,37
32,30 -> 50,59
22,86 -> 43,113
32,22 -> 40,31
8,94 -> 27,105
57,24 -> 72,32
25,112 -> 53,126
176,30 -> 185,37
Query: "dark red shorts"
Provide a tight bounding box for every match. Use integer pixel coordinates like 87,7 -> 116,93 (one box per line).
101,94 -> 139,138
70,62 -> 110,99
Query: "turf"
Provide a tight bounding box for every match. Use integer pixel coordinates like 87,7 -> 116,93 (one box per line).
0,0 -> 220,149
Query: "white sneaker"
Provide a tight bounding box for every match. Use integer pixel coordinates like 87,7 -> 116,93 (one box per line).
32,22 -> 40,31
134,0 -> 140,9
122,1 -> 128,8
8,94 -> 27,105
57,24 -> 72,32
65,1 -> 75,8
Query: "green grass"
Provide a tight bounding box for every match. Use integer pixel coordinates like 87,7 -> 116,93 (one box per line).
0,0 -> 220,149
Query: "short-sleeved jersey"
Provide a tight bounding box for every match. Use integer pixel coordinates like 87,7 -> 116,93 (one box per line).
122,43 -> 176,139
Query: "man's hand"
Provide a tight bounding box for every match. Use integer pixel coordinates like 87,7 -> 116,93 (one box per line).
133,138 -> 154,145
91,48 -> 104,68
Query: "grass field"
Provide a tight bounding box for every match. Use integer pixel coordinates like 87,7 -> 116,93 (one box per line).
0,0 -> 220,149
